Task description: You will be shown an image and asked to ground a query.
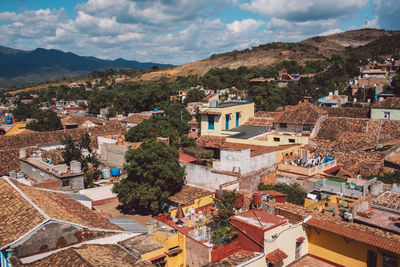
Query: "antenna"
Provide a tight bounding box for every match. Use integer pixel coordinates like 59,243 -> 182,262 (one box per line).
365,16 -> 368,26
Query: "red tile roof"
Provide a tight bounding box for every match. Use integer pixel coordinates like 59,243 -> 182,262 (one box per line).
244,117 -> 273,127
274,102 -> 327,125
0,177 -> 122,249
179,152 -> 197,163
121,113 -> 152,124
296,236 -> 305,243
265,249 -> 288,264
373,97 -> 400,109
196,135 -> 226,148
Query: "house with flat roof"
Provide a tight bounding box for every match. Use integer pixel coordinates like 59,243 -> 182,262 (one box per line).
199,101 -> 254,136
371,97 -> 400,121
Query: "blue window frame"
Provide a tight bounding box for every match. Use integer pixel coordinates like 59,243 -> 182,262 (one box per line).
236,112 -> 240,127
208,115 -> 215,130
225,114 -> 230,130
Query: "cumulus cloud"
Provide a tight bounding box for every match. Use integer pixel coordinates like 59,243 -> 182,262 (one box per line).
240,0 -> 368,21
0,0 -> 395,65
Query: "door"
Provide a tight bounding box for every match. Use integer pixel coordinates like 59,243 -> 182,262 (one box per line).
295,242 -> 302,260
236,112 -> 240,127
367,250 -> 377,267
225,114 -> 230,130
208,115 -> 214,130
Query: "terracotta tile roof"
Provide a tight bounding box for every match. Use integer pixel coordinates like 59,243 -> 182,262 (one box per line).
296,236 -> 305,243
265,201 -> 400,255
168,185 -> 213,205
254,111 -> 283,118
274,102 -> 327,125
0,123 -> 125,150
315,117 -> 400,151
0,179 -> 45,248
243,117 -> 273,127
322,107 -> 370,118
231,209 -> 287,231
196,135 -> 227,148
0,177 -> 124,249
121,113 -> 152,124
265,249 -> 288,264
203,93 -> 218,101
179,152 -> 197,163
32,179 -> 61,190
12,180 -> 121,231
205,250 -> 260,266
10,244 -> 150,267
373,97 -> 400,109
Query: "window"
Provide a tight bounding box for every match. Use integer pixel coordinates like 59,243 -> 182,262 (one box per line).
295,242 -> 302,260
289,139 -> 296,143
225,114 -> 230,130
151,256 -> 166,267
382,254 -> 398,267
62,180 -> 70,187
384,112 -> 391,120
303,124 -> 312,131
208,115 -> 215,130
279,123 -> 287,128
236,112 -> 240,127
367,250 -> 377,267
274,137 -> 280,142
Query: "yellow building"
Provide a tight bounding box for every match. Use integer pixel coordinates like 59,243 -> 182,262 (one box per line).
199,102 -> 254,136
5,122 -> 28,136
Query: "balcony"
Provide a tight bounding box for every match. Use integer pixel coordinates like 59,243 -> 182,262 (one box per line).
278,159 -> 336,176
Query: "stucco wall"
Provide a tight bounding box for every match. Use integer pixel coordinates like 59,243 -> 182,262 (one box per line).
186,236 -> 210,267
100,143 -> 129,168
213,149 -> 275,175
264,223 -> 309,266
181,162 -> 238,191
15,222 -> 84,257
371,108 -> 400,121
20,160 -> 84,191
200,103 -> 255,136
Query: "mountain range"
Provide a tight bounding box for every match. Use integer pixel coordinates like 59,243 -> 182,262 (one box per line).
0,46 -> 172,89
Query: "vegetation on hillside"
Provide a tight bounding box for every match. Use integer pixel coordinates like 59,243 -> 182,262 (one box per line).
258,182 -> 307,205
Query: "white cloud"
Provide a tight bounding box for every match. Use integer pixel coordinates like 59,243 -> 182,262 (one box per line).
240,0 -> 368,21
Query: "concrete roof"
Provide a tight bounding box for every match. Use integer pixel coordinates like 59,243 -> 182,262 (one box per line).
107,218 -> 147,233
225,125 -> 269,139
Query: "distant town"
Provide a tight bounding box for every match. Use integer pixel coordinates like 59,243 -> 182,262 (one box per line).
1,29 -> 400,267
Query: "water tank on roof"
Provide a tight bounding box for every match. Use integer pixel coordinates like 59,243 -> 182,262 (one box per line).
154,108 -> 159,112
6,119 -> 12,124
253,192 -> 262,207
9,170 -> 17,179
70,160 -> 82,174
370,181 -> 384,195
110,168 -> 120,176
103,168 -> 111,179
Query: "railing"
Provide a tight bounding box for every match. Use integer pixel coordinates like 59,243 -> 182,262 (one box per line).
278,160 -> 336,176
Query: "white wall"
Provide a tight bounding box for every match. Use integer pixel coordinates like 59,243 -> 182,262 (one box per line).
264,222 -> 308,266
97,136 -> 117,154
181,162 -> 238,191
213,149 -> 275,175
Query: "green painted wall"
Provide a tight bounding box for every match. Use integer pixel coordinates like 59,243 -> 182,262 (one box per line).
371,108 -> 400,121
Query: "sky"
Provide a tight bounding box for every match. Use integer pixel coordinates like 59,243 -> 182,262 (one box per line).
0,0 -> 399,65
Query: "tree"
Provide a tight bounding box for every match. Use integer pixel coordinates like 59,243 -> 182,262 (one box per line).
112,139 -> 185,215
258,182 -> 307,205
185,89 -> 205,103
26,110 -> 63,132
12,103 -> 39,121
61,135 -> 82,166
208,190 -> 240,246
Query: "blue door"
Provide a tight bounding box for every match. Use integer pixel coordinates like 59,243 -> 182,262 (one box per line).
208,115 -> 214,130
236,112 -> 240,127
225,114 -> 230,130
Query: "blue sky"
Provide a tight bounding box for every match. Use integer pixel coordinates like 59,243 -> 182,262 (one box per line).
0,0 -> 399,64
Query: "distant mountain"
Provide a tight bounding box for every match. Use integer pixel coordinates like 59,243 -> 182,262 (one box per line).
0,46 -> 173,88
